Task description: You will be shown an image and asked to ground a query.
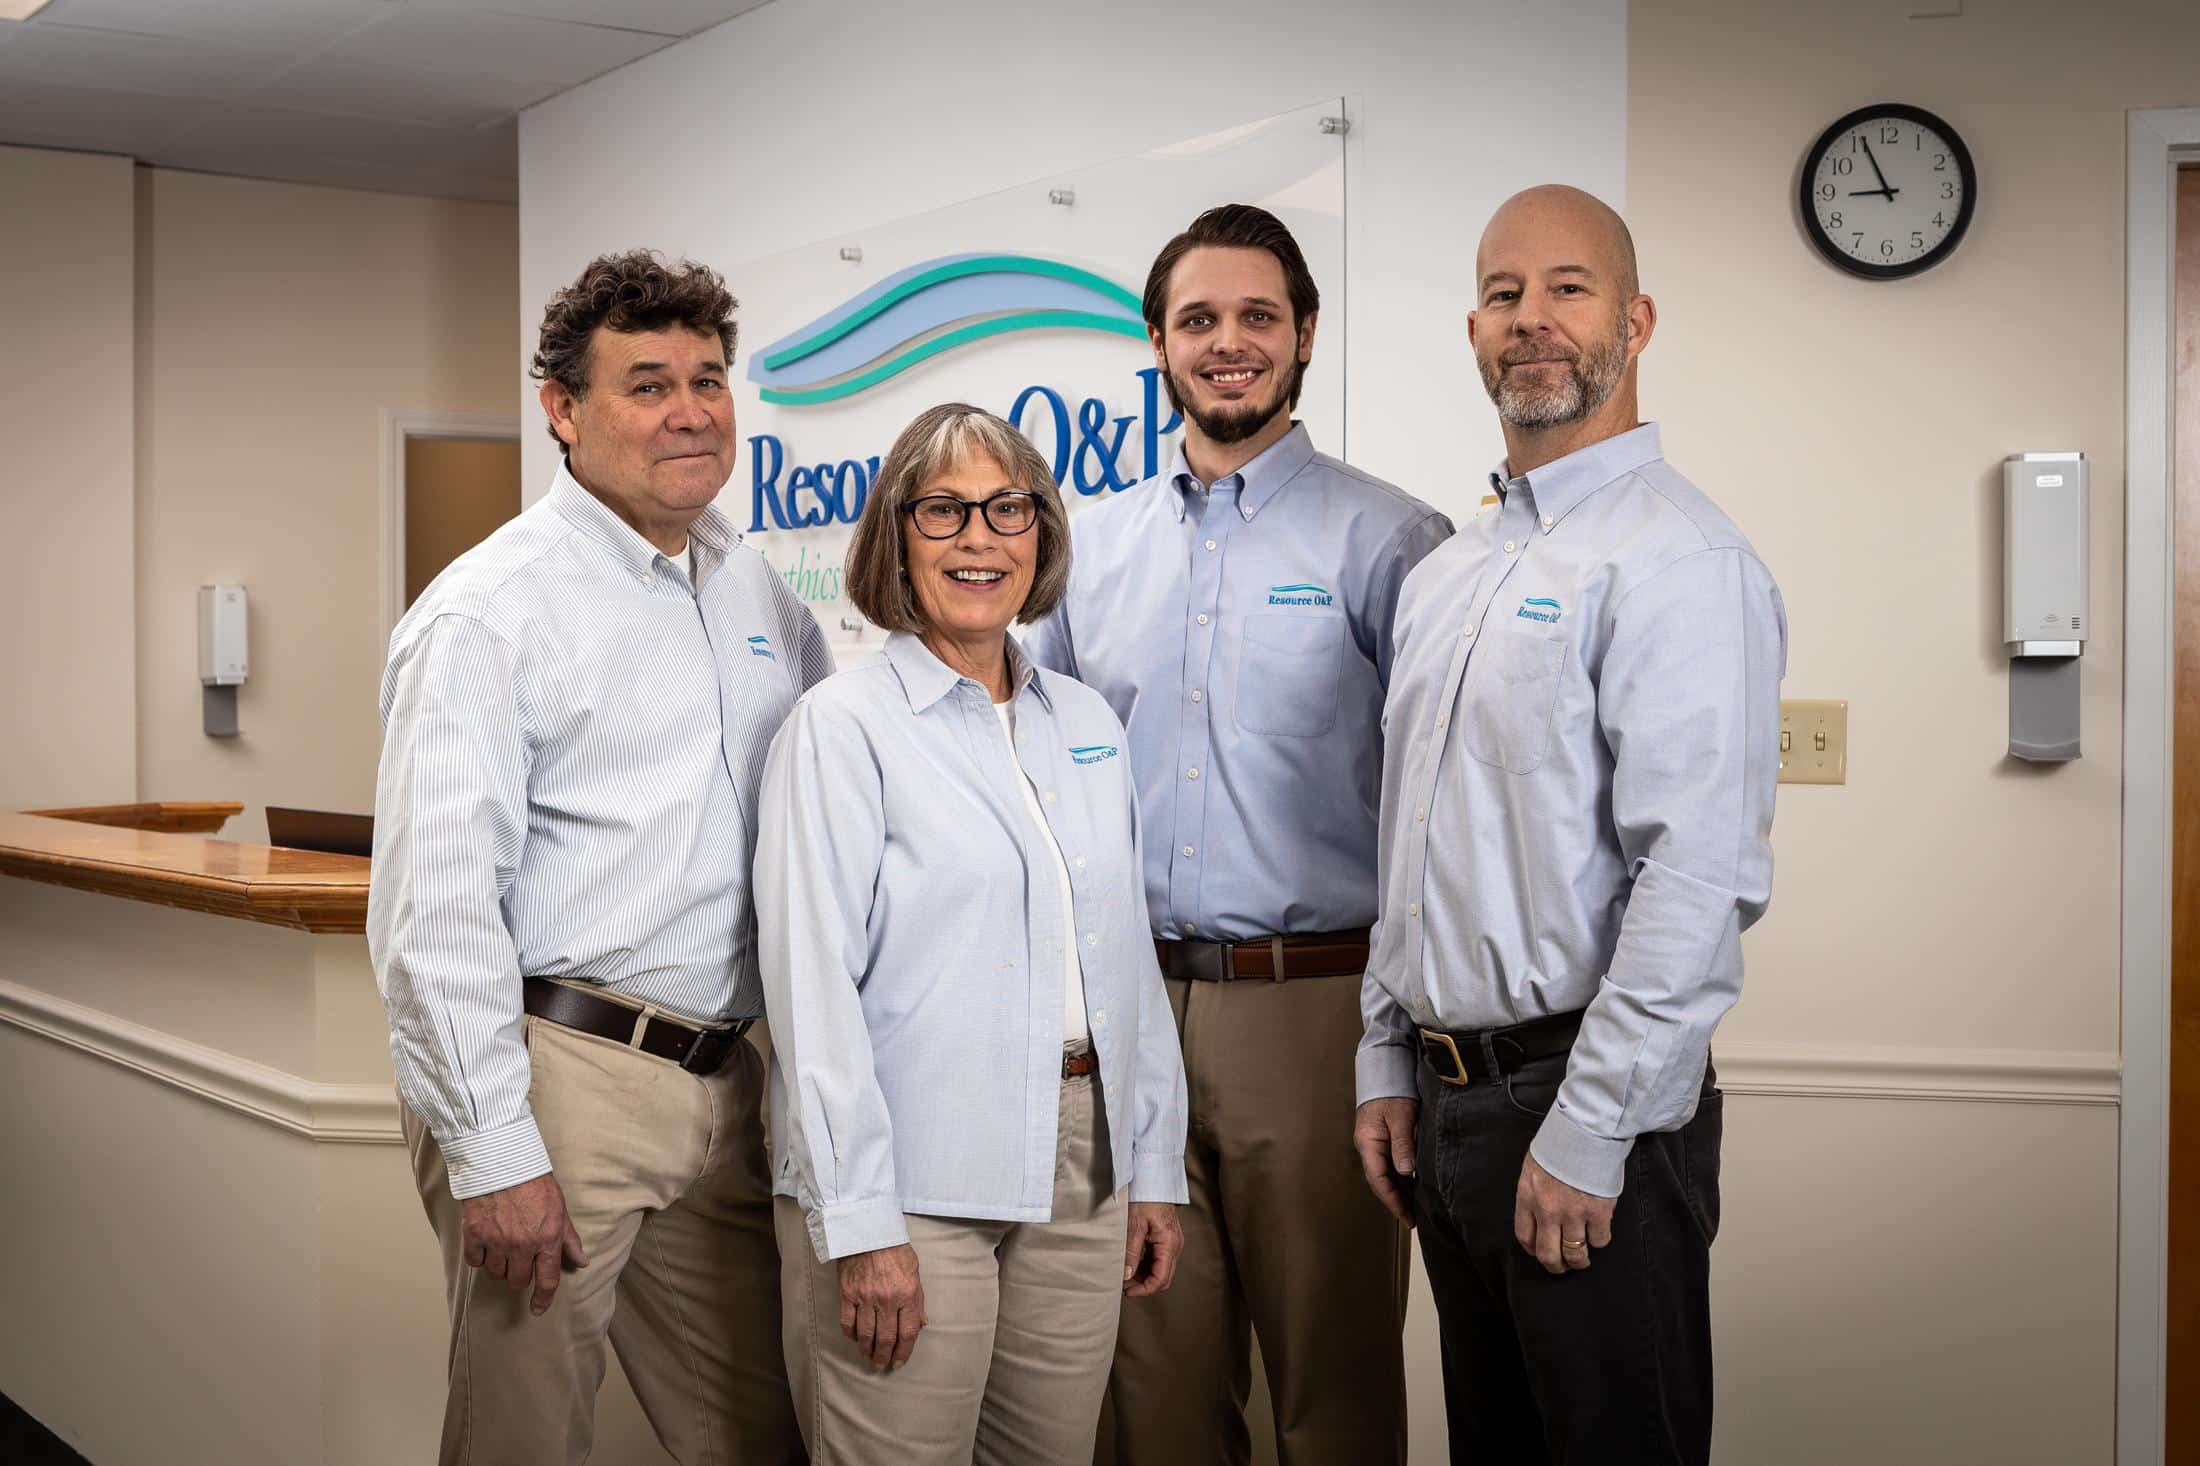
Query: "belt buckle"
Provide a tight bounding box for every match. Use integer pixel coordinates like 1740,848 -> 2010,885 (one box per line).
1418,1028 -> 1471,1087
672,1022 -> 724,1075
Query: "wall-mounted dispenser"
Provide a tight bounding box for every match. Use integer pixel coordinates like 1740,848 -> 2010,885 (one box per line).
2004,453 -> 2085,762
198,584 -> 248,738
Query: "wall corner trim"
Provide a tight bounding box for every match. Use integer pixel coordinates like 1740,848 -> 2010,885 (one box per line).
0,977 -> 403,1144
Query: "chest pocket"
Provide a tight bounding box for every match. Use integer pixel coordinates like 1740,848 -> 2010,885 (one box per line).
1462,628 -> 1568,774
1235,612 -> 1345,738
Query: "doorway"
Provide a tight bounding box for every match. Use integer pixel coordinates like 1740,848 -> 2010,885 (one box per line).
2169,161 -> 2200,1463
379,411 -> 522,637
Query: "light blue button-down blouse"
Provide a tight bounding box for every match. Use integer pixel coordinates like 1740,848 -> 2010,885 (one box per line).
756,631 -> 1190,1263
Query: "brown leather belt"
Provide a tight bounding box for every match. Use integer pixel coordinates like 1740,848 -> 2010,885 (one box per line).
1154,928 -> 1371,983
1062,1044 -> 1098,1079
1417,1009 -> 1584,1087
522,975 -> 751,1077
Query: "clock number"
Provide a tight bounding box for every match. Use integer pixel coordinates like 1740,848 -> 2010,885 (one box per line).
1940,181 -> 1956,199
1832,156 -> 1855,177
1851,233 -> 1864,251
1933,153 -> 1948,171
1879,123 -> 1900,144
1819,183 -> 1837,202
1910,230 -> 1925,249
1828,211 -> 1843,229
1881,239 -> 1895,258
1932,212 -> 1947,228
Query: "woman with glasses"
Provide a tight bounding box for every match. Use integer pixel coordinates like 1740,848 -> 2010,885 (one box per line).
756,401 -> 1189,1464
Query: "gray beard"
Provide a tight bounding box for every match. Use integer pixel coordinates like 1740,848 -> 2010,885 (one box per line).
1480,324 -> 1628,430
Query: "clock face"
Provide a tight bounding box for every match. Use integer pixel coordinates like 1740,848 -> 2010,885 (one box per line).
1800,104 -> 1976,280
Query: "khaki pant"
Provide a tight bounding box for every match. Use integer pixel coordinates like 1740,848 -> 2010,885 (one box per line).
403,1011 -> 803,1466
1101,973 -> 1411,1466
778,1066 -> 1126,1465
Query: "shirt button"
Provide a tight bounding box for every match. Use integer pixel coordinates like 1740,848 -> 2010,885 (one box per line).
1196,613 -> 1210,626
1461,623 -> 1475,638
1093,1009 -> 1107,1025
1086,932 -> 1099,945
1043,790 -> 1055,803
1190,689 -> 1204,703
1182,845 -> 1195,858
1436,715 -> 1448,730
733,762 -> 746,777
1204,539 -> 1218,551
1542,514 -> 1554,528
1415,807 -> 1426,822
1180,921 -> 1197,934
1073,856 -> 1086,870
1409,902 -> 1420,916
1186,767 -> 1200,780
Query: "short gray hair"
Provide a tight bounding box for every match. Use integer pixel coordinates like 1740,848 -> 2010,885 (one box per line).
845,402 -> 1071,632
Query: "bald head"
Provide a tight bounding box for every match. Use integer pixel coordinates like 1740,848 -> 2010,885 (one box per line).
1477,185 -> 1638,302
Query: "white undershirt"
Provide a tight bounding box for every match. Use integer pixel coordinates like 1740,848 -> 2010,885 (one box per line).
992,701 -> 1089,1043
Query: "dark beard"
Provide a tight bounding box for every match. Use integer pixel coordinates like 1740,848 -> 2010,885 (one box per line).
1163,353 -> 1303,445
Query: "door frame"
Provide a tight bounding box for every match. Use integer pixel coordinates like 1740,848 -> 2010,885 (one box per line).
378,409 -> 523,641
2121,107 -> 2200,1466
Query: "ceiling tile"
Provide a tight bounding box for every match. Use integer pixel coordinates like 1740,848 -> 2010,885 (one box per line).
407,0 -> 767,39
0,77 -> 224,155
35,0 -> 397,55
0,21 -> 274,97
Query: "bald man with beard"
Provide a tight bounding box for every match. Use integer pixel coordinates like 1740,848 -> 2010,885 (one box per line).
1352,186 -> 1786,1464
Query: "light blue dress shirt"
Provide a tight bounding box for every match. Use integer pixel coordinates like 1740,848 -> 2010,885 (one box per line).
369,461 -> 834,1199
1025,424 -> 1453,940
1358,424 -> 1786,1198
756,632 -> 1190,1263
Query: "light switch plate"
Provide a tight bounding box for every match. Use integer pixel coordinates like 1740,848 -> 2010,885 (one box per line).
1779,699 -> 1848,785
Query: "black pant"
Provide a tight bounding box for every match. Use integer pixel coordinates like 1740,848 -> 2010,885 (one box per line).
1413,1049 -> 1722,1465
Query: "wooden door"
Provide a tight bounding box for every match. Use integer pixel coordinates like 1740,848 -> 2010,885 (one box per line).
404,436 -> 522,608
2169,162 -> 2200,1461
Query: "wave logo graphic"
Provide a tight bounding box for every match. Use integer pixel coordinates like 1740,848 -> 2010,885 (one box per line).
747,253 -> 1147,407
1267,582 -> 1335,607
1069,744 -> 1120,765
1516,596 -> 1562,624
747,634 -> 776,660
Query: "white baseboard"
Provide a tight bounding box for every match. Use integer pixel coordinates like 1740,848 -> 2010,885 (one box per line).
0,977 -> 404,1143
0,978 -> 2121,1148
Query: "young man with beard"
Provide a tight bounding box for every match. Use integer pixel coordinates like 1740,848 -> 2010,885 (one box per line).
1026,203 -> 1450,1466
1353,186 -> 1785,1465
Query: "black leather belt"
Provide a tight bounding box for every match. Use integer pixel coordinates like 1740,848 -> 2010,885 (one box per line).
522,975 -> 751,1077
1417,1009 -> 1585,1087
1155,928 -> 1371,983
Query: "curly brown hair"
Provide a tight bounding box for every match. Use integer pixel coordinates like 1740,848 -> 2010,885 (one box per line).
529,250 -> 739,448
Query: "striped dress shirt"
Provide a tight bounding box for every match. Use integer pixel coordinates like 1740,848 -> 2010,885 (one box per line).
368,461 -> 833,1199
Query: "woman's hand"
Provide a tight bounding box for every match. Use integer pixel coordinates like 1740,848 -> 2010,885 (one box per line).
836,1242 -> 926,1370
1123,1201 -> 1184,1298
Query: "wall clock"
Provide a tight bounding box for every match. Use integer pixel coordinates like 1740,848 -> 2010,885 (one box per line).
1799,103 -> 1976,280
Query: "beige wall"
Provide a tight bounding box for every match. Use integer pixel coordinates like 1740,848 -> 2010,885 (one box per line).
133,169 -> 518,841
1630,1 -> 2200,1458
0,147 -> 138,811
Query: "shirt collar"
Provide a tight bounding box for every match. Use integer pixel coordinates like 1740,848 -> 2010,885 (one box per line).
1166,421 -> 1317,523
1488,422 -> 1664,533
547,457 -> 739,583
883,630 -> 1052,714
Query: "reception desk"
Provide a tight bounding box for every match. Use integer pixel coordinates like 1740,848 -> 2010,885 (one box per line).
0,806 -> 675,1466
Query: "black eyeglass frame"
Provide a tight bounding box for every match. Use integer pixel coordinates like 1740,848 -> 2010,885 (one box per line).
900,490 -> 1042,539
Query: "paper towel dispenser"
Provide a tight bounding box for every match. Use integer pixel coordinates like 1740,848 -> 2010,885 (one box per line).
2004,453 -> 2084,762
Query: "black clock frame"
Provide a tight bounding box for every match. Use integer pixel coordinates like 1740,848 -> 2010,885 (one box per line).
1798,102 -> 1976,281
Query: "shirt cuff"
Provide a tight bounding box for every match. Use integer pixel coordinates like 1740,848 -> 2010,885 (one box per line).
1529,1105 -> 1634,1199
439,1114 -> 553,1201
1355,1039 -> 1418,1107
808,1195 -> 911,1263
1129,1148 -> 1189,1205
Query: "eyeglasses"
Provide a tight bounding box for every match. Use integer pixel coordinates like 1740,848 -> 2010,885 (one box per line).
901,491 -> 1041,540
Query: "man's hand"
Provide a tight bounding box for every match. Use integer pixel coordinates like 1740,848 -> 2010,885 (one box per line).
1123,1202 -> 1184,1298
837,1243 -> 925,1371
1353,1097 -> 1419,1225
459,1172 -> 588,1316
1513,1153 -> 1616,1274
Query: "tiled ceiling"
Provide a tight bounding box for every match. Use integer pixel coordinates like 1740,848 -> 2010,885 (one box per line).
0,0 -> 773,203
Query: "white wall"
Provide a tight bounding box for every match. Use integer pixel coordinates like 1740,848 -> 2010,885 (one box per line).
518,0 -> 1628,515
0,146 -> 138,811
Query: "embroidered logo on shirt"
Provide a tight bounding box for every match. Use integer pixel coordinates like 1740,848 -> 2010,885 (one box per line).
1266,583 -> 1335,607
747,634 -> 776,660
1069,744 -> 1120,765
1516,597 -> 1563,625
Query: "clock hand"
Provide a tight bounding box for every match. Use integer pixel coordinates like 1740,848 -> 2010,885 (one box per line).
1859,136 -> 1899,199
1847,187 -> 1897,199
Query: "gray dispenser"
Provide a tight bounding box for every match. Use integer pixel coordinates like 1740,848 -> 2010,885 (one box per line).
2004,453 -> 2085,762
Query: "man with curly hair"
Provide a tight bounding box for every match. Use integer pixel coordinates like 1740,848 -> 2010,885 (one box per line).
369,250 -> 826,1465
